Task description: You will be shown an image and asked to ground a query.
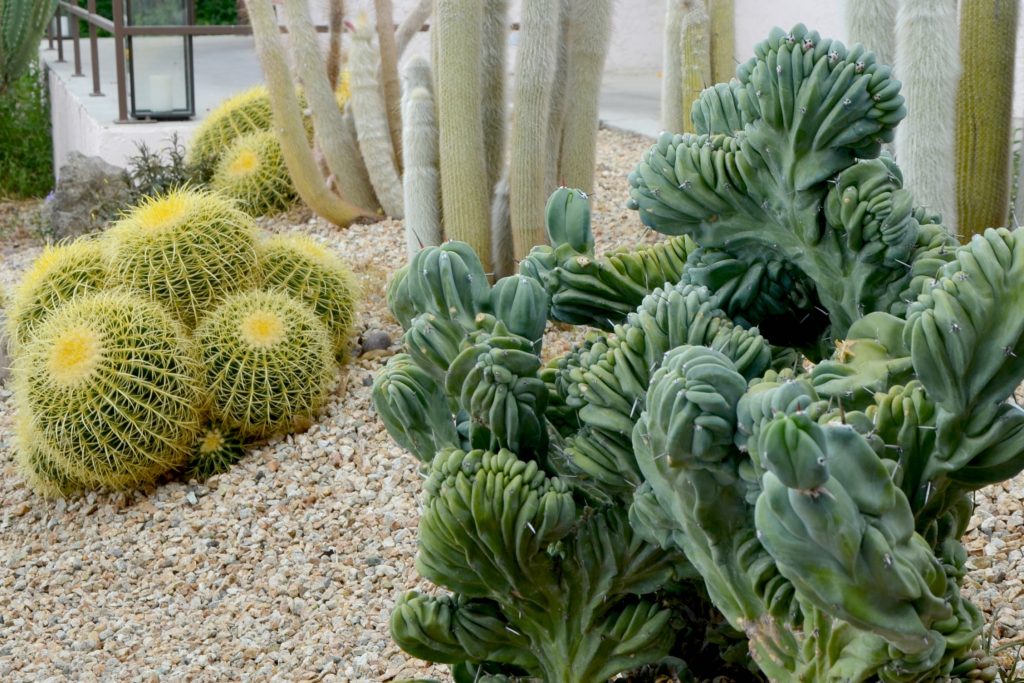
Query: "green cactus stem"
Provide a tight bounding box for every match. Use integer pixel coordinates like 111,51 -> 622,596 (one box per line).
433,0 -> 492,261
955,0 -> 1020,237
708,0 -> 734,83
558,0 -> 614,193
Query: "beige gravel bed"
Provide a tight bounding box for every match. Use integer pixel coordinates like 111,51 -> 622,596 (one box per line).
1,129 -> 1023,681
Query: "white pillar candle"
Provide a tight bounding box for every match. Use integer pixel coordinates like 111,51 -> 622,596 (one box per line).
148,73 -> 173,113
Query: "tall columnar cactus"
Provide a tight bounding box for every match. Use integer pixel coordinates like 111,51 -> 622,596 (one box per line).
845,0 -> 897,69
558,0 -> 614,193
894,0 -> 959,228
349,16 -> 404,219
400,75 -> 441,257
707,0 -> 734,83
509,0 -> 561,262
481,0 -> 510,199
0,0 -> 56,93
431,0 -> 492,262
956,0 -> 1021,237
245,0 -> 376,226
662,0 -> 712,135
377,25 -> 1024,681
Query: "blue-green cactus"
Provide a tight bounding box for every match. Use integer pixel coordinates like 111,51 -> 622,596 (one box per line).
375,23 -> 1023,683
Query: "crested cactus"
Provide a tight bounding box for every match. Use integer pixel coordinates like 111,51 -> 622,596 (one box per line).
377,24 -> 1024,682
194,290 -> 334,439
106,188 -> 262,328
14,290 -> 203,490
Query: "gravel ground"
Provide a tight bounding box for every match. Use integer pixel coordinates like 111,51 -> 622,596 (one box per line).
1,128 -> 1023,681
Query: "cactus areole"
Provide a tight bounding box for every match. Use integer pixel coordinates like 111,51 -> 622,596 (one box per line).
374,24 -> 1023,682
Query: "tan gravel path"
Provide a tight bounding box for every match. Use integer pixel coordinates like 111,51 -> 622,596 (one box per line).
1,129 -> 1023,681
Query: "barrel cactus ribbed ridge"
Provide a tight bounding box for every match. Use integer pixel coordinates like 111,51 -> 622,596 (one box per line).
374,24 -> 1024,681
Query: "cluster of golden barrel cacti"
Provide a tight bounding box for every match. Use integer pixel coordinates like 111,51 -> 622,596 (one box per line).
6,188 -> 359,497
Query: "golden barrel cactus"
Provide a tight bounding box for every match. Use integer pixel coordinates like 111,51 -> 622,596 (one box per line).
195,290 -> 334,438
211,130 -> 297,216
106,188 -> 261,328
14,290 -> 203,490
13,419 -> 89,498
6,239 -> 109,348
186,425 -> 247,481
187,86 -> 277,178
258,233 -> 359,358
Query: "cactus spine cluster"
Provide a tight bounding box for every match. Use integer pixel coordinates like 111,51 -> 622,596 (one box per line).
9,186 -> 359,496
956,0 -> 1020,236
107,188 -> 261,328
376,25 -> 1024,681
894,0 -> 959,227
6,239 -> 109,348
14,291 -> 203,490
211,130 -> 297,216
196,290 -> 334,439
257,233 -> 360,359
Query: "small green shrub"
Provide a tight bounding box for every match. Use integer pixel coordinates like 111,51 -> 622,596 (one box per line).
124,134 -> 197,202
0,62 -> 53,199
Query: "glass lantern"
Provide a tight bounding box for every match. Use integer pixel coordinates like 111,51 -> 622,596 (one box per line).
126,0 -> 195,120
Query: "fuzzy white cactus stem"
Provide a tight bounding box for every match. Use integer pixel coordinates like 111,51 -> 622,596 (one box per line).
401,70 -> 441,257
395,0 -> 433,58
374,0 -> 403,172
244,0 -> 373,226
894,0 -> 959,228
558,0 -> 614,193
510,0 -> 561,260
845,0 -> 897,68
281,0 -> 378,213
481,0 -> 510,200
350,18 -> 405,218
433,0 -> 491,260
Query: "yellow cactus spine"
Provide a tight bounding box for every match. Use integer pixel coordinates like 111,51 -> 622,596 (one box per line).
14,290 -> 203,490
212,130 -> 297,216
7,238 -> 109,348
956,0 -> 1020,236
106,188 -> 262,328
195,290 -> 335,438
257,233 -> 360,359
433,0 -> 492,260
187,86 -> 276,179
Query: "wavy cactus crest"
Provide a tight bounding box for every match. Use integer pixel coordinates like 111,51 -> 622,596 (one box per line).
375,25 -> 1024,683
